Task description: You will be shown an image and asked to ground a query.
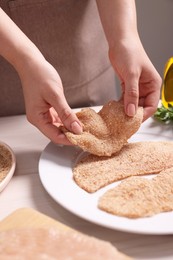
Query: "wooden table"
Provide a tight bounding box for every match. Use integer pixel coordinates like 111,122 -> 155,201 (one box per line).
0,112 -> 173,259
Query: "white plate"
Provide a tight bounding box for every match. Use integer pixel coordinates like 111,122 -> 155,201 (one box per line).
39,129 -> 173,235
0,142 -> 16,192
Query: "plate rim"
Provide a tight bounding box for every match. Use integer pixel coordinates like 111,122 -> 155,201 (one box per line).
39,140 -> 173,235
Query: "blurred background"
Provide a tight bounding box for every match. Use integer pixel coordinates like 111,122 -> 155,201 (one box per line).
115,0 -> 173,97
136,0 -> 173,76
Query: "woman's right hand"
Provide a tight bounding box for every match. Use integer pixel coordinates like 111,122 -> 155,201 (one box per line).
0,8 -> 82,145
19,56 -> 83,145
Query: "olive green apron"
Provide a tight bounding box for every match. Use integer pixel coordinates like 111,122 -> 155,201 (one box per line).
0,0 -> 116,116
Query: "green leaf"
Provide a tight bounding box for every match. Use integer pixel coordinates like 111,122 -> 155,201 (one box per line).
154,103 -> 173,123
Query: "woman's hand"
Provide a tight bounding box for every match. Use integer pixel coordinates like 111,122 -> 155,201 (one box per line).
19,57 -> 82,145
0,8 -> 82,145
109,36 -> 162,121
19,57 -> 82,144
96,0 -> 162,121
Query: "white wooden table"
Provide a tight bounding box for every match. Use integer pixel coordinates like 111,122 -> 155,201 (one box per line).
0,112 -> 173,260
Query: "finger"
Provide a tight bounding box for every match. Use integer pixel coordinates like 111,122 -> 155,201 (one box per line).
49,107 -> 62,125
30,108 -> 74,145
47,89 -> 82,134
141,91 -> 160,121
37,117 -> 73,145
124,77 -> 139,117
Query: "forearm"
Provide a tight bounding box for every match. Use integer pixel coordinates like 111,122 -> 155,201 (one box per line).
96,0 -> 138,48
0,9 -> 82,139
0,8 -> 44,74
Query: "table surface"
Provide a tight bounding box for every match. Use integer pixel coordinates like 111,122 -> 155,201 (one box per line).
0,110 -> 173,260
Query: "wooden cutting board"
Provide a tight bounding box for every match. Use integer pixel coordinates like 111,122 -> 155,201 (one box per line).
0,208 -> 70,232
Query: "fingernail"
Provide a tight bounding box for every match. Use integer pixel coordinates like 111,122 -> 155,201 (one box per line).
127,103 -> 136,117
71,121 -> 82,134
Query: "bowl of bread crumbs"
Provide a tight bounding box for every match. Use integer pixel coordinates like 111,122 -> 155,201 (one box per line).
0,142 -> 16,192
